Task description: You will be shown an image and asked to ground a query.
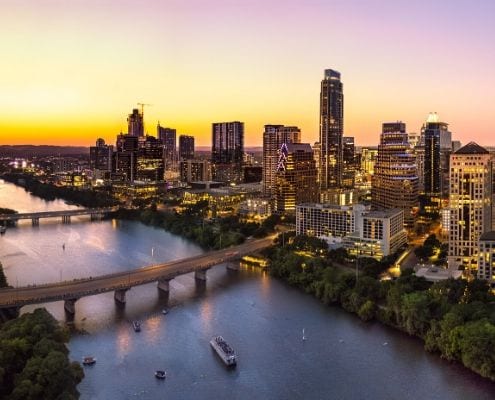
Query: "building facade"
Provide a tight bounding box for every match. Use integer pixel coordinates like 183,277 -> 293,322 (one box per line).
478,231 -> 495,287
178,135 -> 195,160
158,124 -> 177,171
262,124 -> 301,196
89,138 -> 113,179
371,122 -> 419,227
179,159 -> 211,183
211,121 -> 244,183
448,142 -> 492,274
319,69 -> 344,190
275,143 -> 318,212
128,108 -> 144,137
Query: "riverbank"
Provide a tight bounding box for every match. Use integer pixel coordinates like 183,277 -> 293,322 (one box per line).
265,236 -> 495,382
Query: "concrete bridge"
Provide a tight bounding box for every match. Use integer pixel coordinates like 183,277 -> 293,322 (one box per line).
0,206 -> 119,226
0,236 -> 274,315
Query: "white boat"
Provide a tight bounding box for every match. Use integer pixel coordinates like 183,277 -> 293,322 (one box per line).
82,356 -> 96,366
210,336 -> 237,367
155,370 -> 166,379
302,328 -> 306,341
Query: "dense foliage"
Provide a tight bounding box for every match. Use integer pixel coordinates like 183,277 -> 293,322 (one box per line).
267,236 -> 495,381
0,262 -> 8,289
2,173 -> 117,208
0,308 -> 84,399
116,205 -> 278,250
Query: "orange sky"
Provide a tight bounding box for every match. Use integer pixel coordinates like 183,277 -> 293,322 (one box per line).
1,0 -> 495,148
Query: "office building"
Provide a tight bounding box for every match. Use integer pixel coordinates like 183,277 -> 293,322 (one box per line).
90,138 -> 113,178
262,124 -> 301,196
478,232 -> 495,287
178,135 -> 195,160
211,121 -> 244,183
128,108 -> 144,137
158,124 -> 177,171
320,69 -> 344,190
115,134 -> 138,181
275,143 -> 318,212
448,142 -> 492,274
342,136 -> 356,188
179,160 -> 211,183
136,136 -> 164,182
371,122 -> 419,226
296,203 -> 406,259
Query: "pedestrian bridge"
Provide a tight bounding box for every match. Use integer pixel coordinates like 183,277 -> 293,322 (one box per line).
0,206 -> 119,226
0,236 -> 274,315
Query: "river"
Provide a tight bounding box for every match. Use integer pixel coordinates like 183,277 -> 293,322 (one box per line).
0,179 -> 494,400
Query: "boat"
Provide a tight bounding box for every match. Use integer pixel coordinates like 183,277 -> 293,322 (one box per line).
132,321 -> 141,332
155,370 -> 167,379
162,308 -> 168,315
82,356 -> 96,366
302,328 -> 306,341
210,336 -> 237,367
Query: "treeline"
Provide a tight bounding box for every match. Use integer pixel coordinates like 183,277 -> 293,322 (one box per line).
116,203 -> 279,250
2,173 -> 117,208
0,308 -> 84,399
266,236 -> 495,381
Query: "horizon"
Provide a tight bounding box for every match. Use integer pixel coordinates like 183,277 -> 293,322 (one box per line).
1,0 -> 495,147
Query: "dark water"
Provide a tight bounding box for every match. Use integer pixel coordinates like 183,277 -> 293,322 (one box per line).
1,180 -> 494,400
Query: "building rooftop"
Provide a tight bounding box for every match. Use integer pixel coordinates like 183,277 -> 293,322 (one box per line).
415,266 -> 462,282
479,231 -> 495,241
454,141 -> 489,155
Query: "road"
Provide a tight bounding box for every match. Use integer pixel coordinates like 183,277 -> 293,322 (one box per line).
0,235 -> 275,308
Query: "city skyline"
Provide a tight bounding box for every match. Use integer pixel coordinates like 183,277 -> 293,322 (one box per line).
1,0 -> 495,147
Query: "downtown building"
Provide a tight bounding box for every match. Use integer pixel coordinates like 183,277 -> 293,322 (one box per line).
158,124 -> 177,172
89,138 -> 113,180
211,121 -> 244,183
422,113 -> 452,202
178,135 -> 195,160
262,124 -> 301,196
448,142 -> 492,275
371,122 -> 419,227
128,108 -> 144,137
275,143 -> 318,212
296,203 -> 406,259
319,69 -> 344,191
478,232 -> 495,288
179,159 -> 211,183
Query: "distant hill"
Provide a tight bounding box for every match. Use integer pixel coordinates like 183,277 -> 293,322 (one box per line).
0,145 -> 89,157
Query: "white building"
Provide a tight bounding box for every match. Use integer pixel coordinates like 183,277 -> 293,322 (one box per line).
296,203 -> 406,259
448,142 -> 492,274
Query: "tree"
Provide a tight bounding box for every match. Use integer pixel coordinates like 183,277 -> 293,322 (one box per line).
0,262 -> 8,288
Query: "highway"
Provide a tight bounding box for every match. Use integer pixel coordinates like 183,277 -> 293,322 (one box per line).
0,235 -> 275,309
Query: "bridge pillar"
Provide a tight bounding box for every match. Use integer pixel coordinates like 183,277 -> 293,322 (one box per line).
64,298 -> 78,315
157,278 -> 171,293
32,217 -> 39,226
62,215 -> 71,224
114,288 -> 129,304
195,269 -> 208,281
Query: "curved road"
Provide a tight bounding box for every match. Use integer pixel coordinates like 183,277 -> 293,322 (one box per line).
0,235 -> 275,309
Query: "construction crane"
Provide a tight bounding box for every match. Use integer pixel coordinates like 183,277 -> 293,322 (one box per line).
137,102 -> 152,116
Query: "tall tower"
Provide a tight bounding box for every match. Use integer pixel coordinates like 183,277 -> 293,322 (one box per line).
128,108 -> 144,137
262,125 -> 301,196
275,143 -> 318,212
371,122 -> 419,227
178,135 -> 195,160
422,112 -> 451,199
448,142 -> 492,275
211,121 -> 244,183
157,124 -> 177,171
319,69 -> 344,190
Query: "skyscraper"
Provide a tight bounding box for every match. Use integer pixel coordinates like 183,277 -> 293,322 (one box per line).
342,136 -> 356,188
448,142 -> 492,275
422,113 -> 451,199
262,124 -> 301,196
157,124 -> 177,171
275,143 -> 318,212
211,121 -> 244,183
136,136 -> 165,182
128,108 -> 144,137
319,69 -> 344,190
371,122 -> 419,227
89,138 -> 113,178
178,135 -> 195,160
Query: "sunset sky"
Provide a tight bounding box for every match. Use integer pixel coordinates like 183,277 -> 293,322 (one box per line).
1,0 -> 494,147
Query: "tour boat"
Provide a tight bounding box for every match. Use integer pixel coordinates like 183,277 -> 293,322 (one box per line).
82,356 -> 96,366
132,321 -> 141,332
155,370 -> 167,379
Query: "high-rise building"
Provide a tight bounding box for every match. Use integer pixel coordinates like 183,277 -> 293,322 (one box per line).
262,124 -> 301,196
319,69 -> 344,190
128,108 -> 144,137
89,138 -> 113,178
136,136 -> 164,182
448,142 -> 492,274
179,159 -> 211,183
211,121 -> 244,183
158,124 -> 177,171
371,122 -> 419,227
342,136 -> 356,188
115,134 -> 139,181
275,143 -> 318,212
178,135 -> 195,160
422,113 -> 451,199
